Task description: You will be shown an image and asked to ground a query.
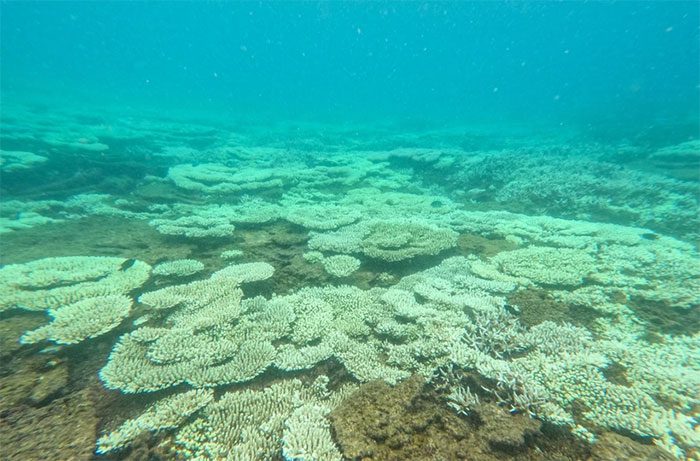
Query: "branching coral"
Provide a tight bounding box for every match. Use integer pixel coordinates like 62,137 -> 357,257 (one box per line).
98,376 -> 355,460
152,259 -> 205,277
96,389 -> 214,454
0,256 -> 150,312
167,163 -> 285,194
308,219 -> 458,262
101,263 -> 276,392
21,294 -> 132,345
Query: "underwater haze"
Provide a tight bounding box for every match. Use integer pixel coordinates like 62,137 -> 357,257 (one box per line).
3,1 -> 700,129
1,2 -> 699,461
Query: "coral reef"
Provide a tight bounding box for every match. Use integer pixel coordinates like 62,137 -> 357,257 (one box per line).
96,389 -> 214,454
149,214 -> 236,238
0,256 -> 150,312
220,249 -> 244,260
152,259 -> 205,277
0,388 -> 100,461
321,254 -> 361,277
20,294 -> 132,345
1,103 -> 698,460
648,140 -> 700,172
167,163 -> 286,194
97,376 -> 355,459
308,219 -> 458,262
330,375 -> 581,460
0,150 -> 48,171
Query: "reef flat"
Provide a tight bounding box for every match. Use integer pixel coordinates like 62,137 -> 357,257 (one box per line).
1,103 -> 698,460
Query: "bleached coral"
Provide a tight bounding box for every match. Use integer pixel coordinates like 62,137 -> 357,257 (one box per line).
491,247 -> 595,286
321,255 -> 361,278
3,106 -> 697,459
308,219 -> 458,262
282,403 -> 342,461
337,189 -> 463,224
455,211 -> 700,309
285,203 -> 361,230
0,256 -> 150,312
270,286 -> 407,382
213,261 -> 275,283
88,219 -> 696,457
0,150 -> 48,171
448,147 -> 700,237
391,256 -> 515,313
140,261 -> 274,313
149,215 -> 235,238
96,388 -> 214,454
101,262 -> 276,393
100,325 -> 277,393
153,200 -> 282,237
445,384 -> 480,416
461,309 -> 525,358
174,377 -> 353,460
272,258 -> 516,384
361,220 -> 458,261
152,259 -> 205,277
20,294 -> 132,345
220,249 -> 244,260
167,163 -> 285,194
522,321 -> 593,355
450,319 -> 699,458
0,211 -> 61,233
220,197 -> 283,224
601,333 -> 700,413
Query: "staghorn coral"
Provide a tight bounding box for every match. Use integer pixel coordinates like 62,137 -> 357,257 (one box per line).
449,322 -> 699,458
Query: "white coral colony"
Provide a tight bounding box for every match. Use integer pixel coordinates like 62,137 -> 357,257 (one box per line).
1,107 -> 698,461
21,294 -> 133,345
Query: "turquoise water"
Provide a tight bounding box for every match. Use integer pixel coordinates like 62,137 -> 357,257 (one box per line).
3,2 -> 699,128
1,2 -> 698,461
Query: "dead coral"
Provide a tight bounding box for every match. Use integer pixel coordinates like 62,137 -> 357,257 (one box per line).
330,375 -> 588,461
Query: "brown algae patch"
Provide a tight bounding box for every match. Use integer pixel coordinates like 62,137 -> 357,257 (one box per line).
330,375 -> 591,461
508,288 -> 571,328
458,233 -> 519,258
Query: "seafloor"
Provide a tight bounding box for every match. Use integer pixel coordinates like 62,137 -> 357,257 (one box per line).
0,102 -> 698,460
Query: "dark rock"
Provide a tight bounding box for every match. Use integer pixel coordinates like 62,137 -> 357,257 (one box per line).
330,374 -> 588,460
29,364 -> 69,405
478,402 -> 541,453
0,388 -> 99,461
591,432 -> 675,461
0,371 -> 35,413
